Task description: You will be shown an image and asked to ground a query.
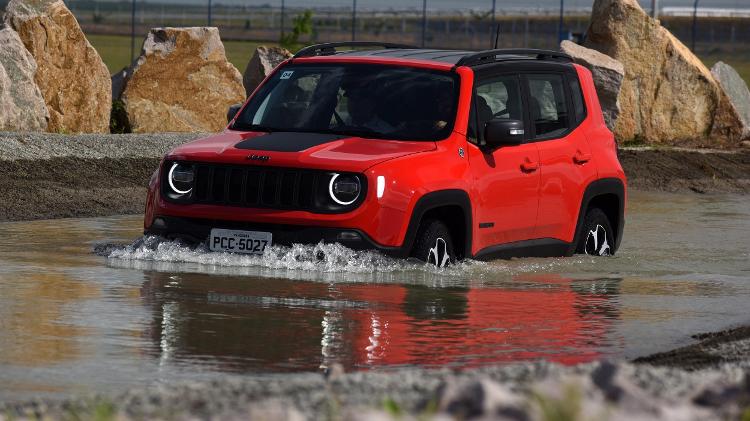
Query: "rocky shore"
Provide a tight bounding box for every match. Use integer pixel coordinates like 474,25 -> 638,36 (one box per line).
0,132 -> 749,222
1,326 -> 749,420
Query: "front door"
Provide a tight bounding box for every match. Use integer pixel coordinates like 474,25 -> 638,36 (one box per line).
467,73 -> 540,253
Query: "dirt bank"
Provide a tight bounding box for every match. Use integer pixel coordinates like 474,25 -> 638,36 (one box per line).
1,133 -> 749,222
0,133 -> 201,222
634,325 -> 750,371
619,147 -> 750,194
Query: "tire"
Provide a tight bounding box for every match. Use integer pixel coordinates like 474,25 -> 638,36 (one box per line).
411,219 -> 455,267
576,208 -> 615,256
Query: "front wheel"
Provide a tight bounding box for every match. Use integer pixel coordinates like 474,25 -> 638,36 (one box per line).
576,208 -> 614,256
411,219 -> 455,267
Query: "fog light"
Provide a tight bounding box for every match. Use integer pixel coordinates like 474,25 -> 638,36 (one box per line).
152,217 -> 167,229
337,231 -> 362,241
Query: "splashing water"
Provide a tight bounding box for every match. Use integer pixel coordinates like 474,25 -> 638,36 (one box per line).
101,235 -> 598,286
104,236 -> 484,278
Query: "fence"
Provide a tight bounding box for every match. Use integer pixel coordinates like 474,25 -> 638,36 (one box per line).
1,0 -> 748,75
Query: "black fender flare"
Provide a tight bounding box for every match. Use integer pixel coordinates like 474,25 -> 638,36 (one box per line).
569,178 -> 626,255
400,189 -> 473,259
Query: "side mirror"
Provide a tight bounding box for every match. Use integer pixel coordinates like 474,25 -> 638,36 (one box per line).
227,103 -> 243,123
484,119 -> 524,147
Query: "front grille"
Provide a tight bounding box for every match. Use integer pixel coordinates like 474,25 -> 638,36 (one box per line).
162,162 -> 366,214
191,164 -> 322,210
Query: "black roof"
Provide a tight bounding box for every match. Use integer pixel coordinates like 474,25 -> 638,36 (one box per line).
293,42 -> 573,67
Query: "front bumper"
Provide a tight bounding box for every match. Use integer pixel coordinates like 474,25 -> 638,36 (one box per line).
145,215 -> 405,256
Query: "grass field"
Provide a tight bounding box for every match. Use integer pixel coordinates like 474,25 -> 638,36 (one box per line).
88,33 -> 749,87
701,53 -> 750,86
88,34 -> 277,73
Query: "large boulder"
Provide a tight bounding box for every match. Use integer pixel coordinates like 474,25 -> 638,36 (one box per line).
711,62 -> 750,140
4,0 -> 111,133
561,40 -> 624,130
121,27 -> 245,133
0,26 -> 49,131
583,0 -> 744,145
242,46 -> 292,96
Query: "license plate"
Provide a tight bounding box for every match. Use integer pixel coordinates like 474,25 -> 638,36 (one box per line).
209,228 -> 272,255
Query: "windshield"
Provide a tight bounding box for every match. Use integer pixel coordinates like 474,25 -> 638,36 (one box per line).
232,63 -> 459,141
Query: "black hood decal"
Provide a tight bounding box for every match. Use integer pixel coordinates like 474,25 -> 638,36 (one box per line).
234,132 -> 348,152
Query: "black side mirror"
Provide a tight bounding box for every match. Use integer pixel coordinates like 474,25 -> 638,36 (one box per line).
484,119 -> 524,147
227,103 -> 243,123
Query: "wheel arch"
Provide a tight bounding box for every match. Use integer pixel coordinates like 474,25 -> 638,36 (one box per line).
402,189 -> 472,259
570,178 -> 625,255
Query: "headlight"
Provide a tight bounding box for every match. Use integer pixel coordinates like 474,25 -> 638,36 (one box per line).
168,162 -> 194,195
328,173 -> 361,205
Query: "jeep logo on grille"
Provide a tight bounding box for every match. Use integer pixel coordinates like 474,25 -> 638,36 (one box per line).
247,154 -> 270,162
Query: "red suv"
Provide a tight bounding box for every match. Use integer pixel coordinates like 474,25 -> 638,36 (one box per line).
144,43 -> 626,266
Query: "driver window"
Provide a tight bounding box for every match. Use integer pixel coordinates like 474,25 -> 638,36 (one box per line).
474,75 -> 523,144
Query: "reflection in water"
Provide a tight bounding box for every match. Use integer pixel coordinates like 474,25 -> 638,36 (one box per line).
141,271 -> 622,371
0,272 -> 97,367
0,191 -> 749,400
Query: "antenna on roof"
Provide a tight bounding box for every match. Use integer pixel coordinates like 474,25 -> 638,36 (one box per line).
494,24 -> 501,49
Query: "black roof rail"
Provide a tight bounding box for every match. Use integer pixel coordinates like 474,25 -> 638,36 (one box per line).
455,48 -> 573,67
293,42 -> 418,58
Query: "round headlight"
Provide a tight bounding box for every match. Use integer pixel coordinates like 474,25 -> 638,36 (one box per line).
328,173 -> 361,205
168,162 -> 194,195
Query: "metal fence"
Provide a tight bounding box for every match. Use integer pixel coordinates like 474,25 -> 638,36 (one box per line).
2,0 -> 746,73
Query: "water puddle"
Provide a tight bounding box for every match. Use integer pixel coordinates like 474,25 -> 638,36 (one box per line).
0,191 -> 749,401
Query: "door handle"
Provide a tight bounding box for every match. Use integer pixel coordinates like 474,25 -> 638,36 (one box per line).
520,157 -> 539,173
573,150 -> 592,164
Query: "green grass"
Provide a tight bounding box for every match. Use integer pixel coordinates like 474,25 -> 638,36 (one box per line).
701,54 -> 750,86
87,33 -> 750,88
87,33 -> 276,74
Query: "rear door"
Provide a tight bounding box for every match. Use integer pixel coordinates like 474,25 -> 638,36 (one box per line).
466,72 -> 541,252
526,72 -> 598,242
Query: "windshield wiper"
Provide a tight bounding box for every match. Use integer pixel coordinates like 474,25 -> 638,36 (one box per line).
328,127 -> 389,139
233,123 -> 282,133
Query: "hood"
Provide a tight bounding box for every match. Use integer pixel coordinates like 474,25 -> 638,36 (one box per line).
166,130 -> 436,172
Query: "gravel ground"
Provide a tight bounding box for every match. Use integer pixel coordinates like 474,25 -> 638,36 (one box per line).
1,360 -> 748,420
0,133 -> 749,223
0,132 -> 203,160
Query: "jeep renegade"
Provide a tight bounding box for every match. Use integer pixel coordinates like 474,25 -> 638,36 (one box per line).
144,42 -> 627,267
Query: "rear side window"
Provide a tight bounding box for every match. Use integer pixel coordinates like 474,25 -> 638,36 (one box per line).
474,75 -> 523,144
526,74 -> 569,139
568,75 -> 586,124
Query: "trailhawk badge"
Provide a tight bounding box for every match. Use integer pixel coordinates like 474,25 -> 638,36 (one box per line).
247,154 -> 270,162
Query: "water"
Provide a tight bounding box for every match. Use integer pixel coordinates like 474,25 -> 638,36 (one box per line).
0,190 -> 749,401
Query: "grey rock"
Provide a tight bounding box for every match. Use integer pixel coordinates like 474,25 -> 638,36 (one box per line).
435,378 -> 527,420
711,61 -> 750,140
560,40 -> 624,130
111,67 -> 129,101
242,46 -> 292,96
0,26 -> 48,131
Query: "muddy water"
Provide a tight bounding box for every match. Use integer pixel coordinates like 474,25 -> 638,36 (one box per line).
1,191 -> 749,401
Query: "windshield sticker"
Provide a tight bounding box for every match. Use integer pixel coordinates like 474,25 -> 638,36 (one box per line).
280,71 -> 294,80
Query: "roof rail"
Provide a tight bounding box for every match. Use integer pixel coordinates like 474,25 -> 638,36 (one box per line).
293,42 -> 418,58
454,48 -> 573,67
